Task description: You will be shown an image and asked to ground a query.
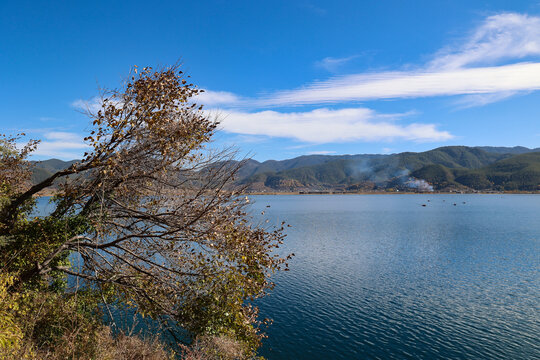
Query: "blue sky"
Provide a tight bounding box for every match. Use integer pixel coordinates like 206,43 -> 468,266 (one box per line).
2,0 -> 540,160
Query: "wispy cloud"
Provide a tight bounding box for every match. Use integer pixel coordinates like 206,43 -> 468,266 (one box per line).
73,90 -> 243,111
217,107 -> 452,143
300,2 -> 326,16
257,62 -> 540,106
39,117 -> 58,122
429,13 -> 540,70
307,150 -> 337,155
253,13 -> 540,107
71,97 -> 104,112
315,55 -> 360,72
195,13 -> 540,110
454,91 -> 520,108
195,90 -> 242,107
31,131 -> 89,160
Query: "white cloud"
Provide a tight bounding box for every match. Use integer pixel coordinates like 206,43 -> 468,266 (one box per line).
429,13 -> 540,70
454,91 -> 519,108
195,90 -> 242,106
252,13 -> 540,107
315,55 -> 359,72
218,108 -> 453,143
71,97 -> 104,112
307,150 -> 337,155
73,90 -> 242,111
32,131 -> 89,160
258,62 -> 540,107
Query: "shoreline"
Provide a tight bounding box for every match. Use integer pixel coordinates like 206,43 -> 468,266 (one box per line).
34,190 -> 540,198
245,191 -> 540,195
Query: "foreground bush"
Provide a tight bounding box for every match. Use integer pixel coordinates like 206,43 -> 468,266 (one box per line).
1,272 -> 174,359
181,335 -> 262,360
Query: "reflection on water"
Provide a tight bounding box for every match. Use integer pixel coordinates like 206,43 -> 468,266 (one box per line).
250,195 -> 540,360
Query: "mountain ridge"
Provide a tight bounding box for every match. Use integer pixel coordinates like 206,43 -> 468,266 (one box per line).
31,145 -> 540,192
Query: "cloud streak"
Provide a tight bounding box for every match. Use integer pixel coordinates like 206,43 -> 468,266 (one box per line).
454,91 -> 519,108
429,13 -> 540,70
248,13 -> 540,107
217,108 -> 452,143
31,131 -> 89,160
71,97 -> 104,112
195,90 -> 242,106
306,150 -> 337,155
73,90 -> 243,111
315,55 -> 360,72
257,62 -> 540,106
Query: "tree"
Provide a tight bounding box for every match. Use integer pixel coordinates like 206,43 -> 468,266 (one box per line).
0,65 -> 287,356
0,134 -> 38,216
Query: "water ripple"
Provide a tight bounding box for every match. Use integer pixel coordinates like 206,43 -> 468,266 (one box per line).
251,195 -> 540,360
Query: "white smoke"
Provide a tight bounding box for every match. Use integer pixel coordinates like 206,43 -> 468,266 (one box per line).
406,178 -> 434,192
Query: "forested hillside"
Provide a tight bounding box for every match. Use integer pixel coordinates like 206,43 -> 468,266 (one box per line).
32,146 -> 540,192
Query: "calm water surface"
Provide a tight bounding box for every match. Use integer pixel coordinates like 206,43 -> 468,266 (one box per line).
34,194 -> 539,358
249,195 -> 540,359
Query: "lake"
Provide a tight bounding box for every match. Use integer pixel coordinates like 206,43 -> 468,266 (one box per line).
249,194 -> 540,359
34,194 -> 539,359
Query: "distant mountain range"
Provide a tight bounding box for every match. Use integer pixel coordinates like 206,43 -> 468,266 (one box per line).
31,146 -> 540,192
